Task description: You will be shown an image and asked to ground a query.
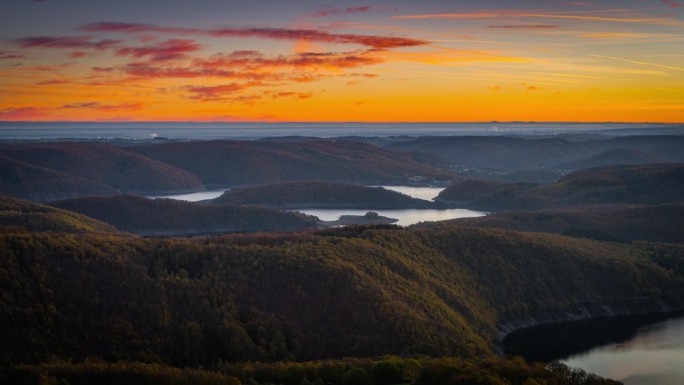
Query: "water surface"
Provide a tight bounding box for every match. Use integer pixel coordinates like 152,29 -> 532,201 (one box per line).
149,189 -> 227,202
297,208 -> 485,226
504,314 -> 684,385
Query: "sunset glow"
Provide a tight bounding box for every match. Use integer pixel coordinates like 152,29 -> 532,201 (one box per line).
1,0 -> 683,122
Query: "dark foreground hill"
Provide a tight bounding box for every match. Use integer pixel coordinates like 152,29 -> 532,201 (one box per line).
2,212 -> 682,369
0,142 -> 204,195
438,163 -> 684,210
433,204 -> 684,243
214,181 -> 434,208
50,195 -> 319,236
133,140 -> 454,187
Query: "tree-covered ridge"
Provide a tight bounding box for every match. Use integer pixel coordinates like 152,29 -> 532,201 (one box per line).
437,163 -> 684,210
0,155 -> 117,201
0,195 -> 119,234
133,140 -> 455,187
213,181 -> 434,208
5,356 -> 620,385
385,134 -> 684,172
436,204 -> 684,244
0,142 -> 204,195
50,195 -> 319,235
2,222 -> 682,367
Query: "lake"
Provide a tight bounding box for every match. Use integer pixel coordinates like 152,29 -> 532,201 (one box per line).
149,189 -> 228,202
297,208 -> 486,226
151,185 -> 486,225
503,313 -> 684,385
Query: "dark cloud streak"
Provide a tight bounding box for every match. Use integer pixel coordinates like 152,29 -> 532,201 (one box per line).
80,22 -> 428,49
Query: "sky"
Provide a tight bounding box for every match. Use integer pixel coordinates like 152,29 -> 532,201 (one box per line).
0,0 -> 682,122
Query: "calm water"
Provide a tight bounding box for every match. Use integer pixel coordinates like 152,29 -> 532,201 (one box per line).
150,185 -> 442,203
374,185 -> 444,201
149,189 -> 228,202
504,314 -> 684,385
297,208 -> 486,226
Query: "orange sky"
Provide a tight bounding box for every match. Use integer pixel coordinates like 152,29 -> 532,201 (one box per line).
1,1 -> 683,122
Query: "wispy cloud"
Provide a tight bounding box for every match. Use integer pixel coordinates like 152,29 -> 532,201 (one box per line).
312,6 -> 373,17
115,39 -> 202,62
488,25 -> 559,29
80,22 -> 428,49
0,51 -> 26,60
592,54 -> 684,72
662,0 -> 682,8
0,102 -> 142,120
392,11 -> 684,26
15,36 -> 122,50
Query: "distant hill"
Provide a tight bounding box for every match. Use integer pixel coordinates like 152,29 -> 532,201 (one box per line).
50,195 -> 319,236
0,155 -> 117,201
0,195 -> 118,234
559,148 -> 660,170
437,164 -> 684,210
0,142 -> 204,194
436,204 -> 684,243
133,140 -> 454,187
213,181 -> 434,208
384,135 -> 684,180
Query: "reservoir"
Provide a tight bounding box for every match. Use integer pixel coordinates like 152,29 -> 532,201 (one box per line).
152,185 -> 487,225
503,313 -> 684,385
298,208 -> 485,226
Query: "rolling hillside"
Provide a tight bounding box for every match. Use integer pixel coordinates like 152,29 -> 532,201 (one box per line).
2,211 -> 682,367
50,195 -> 319,235
133,140 -> 454,187
213,181 -> 434,208
434,204 -> 684,243
0,195 -> 119,234
0,142 -> 204,194
437,163 -> 684,210
0,155 -> 117,201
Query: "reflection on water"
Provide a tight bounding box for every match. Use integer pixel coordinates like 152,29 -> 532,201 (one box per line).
374,185 -> 444,201
148,189 -> 227,202
297,208 -> 486,226
504,314 -> 684,385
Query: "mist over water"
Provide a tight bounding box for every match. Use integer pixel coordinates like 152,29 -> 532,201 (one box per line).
1,122 -> 678,141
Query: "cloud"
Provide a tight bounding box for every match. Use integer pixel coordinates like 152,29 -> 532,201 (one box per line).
80,22 -> 428,49
15,36 -> 122,50
312,6 -> 373,17
0,107 -> 50,120
58,102 -> 143,111
0,51 -> 26,60
392,11 -> 684,26
271,91 -> 313,99
489,25 -> 559,28
115,39 -> 202,62
592,54 -> 684,72
183,83 -> 250,101
662,0 -> 682,7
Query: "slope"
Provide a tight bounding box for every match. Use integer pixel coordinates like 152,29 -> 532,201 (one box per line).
50,195 -> 319,235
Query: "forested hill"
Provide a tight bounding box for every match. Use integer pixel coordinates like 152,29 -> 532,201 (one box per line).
2,214 -> 682,368
0,140 -> 454,201
132,140 -> 454,187
0,195 -> 119,234
50,195 -> 319,236
436,204 -> 684,244
437,163 -> 684,210
0,142 -> 204,196
214,181 -> 434,208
